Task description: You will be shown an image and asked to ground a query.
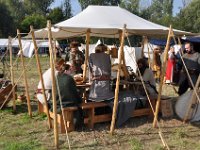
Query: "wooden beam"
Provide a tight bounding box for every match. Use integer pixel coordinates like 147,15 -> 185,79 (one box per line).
30,26 -> 52,129
110,24 -> 126,134
47,20 -> 58,148
83,29 -> 90,82
153,25 -> 172,128
17,29 -> 32,117
8,36 -> 16,111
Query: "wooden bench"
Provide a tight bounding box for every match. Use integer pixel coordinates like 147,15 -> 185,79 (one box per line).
38,98 -> 156,133
0,84 -> 14,107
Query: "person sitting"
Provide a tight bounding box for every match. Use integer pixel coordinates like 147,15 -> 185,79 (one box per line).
65,41 -> 85,74
55,64 -> 82,108
88,43 -> 114,102
177,42 -> 200,95
36,58 -> 65,105
136,58 -> 157,97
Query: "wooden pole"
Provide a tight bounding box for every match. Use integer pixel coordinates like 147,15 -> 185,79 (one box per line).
30,26 -> 52,129
83,29 -> 90,82
110,24 -> 126,134
8,36 -> 16,111
17,29 -> 32,117
141,36 -> 146,58
183,75 -> 200,122
47,20 -> 58,148
119,30 -> 129,79
153,25 -> 172,127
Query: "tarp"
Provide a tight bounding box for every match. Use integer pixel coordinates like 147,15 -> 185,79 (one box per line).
182,35 -> 200,43
0,38 -> 58,57
25,5 -> 194,39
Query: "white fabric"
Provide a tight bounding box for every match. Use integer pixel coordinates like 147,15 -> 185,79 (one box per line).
175,90 -> 200,122
37,68 -> 59,89
25,6 -> 193,39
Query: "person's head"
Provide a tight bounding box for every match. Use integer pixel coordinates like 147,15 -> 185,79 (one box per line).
184,42 -> 194,54
137,58 -> 148,69
154,46 -> 161,53
55,58 -> 65,71
95,43 -> 107,53
60,64 -> 71,74
170,46 -> 175,53
70,41 -> 79,53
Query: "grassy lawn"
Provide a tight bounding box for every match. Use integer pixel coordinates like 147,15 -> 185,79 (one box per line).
1,56 -> 200,150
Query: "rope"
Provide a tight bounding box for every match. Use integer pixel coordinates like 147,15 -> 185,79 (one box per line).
0,53 -> 35,109
125,33 -> 170,149
50,41 -> 71,150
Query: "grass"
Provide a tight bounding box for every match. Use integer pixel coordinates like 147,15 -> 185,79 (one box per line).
1,56 -> 200,149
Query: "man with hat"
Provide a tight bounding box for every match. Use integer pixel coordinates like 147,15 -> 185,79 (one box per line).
65,41 -> 85,74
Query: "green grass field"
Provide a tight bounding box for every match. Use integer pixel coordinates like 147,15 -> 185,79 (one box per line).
1,56 -> 200,150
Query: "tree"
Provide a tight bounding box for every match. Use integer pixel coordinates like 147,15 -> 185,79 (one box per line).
47,7 -> 65,24
20,14 -> 47,33
23,0 -> 54,15
78,0 -> 120,10
0,2 -> 15,37
63,0 -> 72,19
174,0 -> 200,33
120,0 -> 140,15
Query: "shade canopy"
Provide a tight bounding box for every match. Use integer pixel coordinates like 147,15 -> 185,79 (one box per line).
26,5 -> 194,39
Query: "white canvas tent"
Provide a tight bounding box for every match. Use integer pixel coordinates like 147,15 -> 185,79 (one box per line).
25,5 -> 194,39
0,38 -> 58,57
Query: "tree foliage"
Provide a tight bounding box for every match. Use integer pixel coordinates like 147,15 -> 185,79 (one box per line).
0,0 -> 199,38
0,2 -> 15,37
174,0 -> 200,33
47,7 -> 65,24
78,0 -> 120,10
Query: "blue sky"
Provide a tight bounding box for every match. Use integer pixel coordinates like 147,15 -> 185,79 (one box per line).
51,0 -> 183,16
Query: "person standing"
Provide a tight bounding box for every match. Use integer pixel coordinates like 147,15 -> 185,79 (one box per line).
165,46 -> 177,84
177,42 -> 200,95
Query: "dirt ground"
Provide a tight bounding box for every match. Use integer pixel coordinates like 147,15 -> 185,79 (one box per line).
1,57 -> 200,150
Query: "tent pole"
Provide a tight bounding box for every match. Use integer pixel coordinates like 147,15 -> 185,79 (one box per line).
47,20 -> 59,148
83,29 -> 90,82
141,36 -> 146,58
110,24 -> 126,135
8,36 -> 16,111
119,30 -> 129,79
153,25 -> 172,128
30,26 -> 52,129
17,29 -> 32,117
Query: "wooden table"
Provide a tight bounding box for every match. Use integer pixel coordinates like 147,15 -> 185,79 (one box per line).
76,82 -> 91,103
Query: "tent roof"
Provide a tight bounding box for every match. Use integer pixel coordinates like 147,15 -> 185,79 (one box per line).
55,5 -> 194,38
26,5 -> 195,39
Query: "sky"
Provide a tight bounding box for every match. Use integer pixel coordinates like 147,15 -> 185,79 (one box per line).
51,0 -> 183,16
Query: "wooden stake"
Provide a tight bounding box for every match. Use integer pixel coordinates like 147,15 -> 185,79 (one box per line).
153,25 -> 172,128
30,26 -> 52,129
47,20 -> 58,148
17,29 -> 32,117
110,24 -> 126,134
83,29 -> 90,82
183,75 -> 200,122
8,36 -> 16,111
